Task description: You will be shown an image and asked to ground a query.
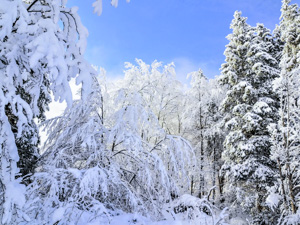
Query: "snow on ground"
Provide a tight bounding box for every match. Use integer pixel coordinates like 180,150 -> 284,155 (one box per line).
63,194 -> 229,225
69,213 -> 221,225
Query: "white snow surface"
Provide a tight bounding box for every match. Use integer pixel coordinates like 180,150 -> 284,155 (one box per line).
49,211 -> 227,225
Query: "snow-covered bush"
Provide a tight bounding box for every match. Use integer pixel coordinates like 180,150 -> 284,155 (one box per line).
164,194 -> 229,225
25,70 -> 196,223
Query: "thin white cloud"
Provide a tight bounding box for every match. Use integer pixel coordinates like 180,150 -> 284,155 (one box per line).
172,57 -> 220,84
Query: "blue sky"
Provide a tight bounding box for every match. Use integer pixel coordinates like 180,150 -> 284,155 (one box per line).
69,0 -> 284,82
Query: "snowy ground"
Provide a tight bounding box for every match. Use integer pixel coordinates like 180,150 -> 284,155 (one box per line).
72,213 -> 222,225
47,194 -> 229,225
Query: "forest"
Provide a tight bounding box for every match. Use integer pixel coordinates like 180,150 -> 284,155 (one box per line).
0,0 -> 299,224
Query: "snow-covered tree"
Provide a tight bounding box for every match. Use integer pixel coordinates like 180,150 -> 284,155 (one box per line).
110,60 -> 196,195
219,13 -> 254,220
219,11 -> 280,223
28,63 -> 196,224
0,0 -> 131,222
182,70 -> 226,204
184,70 -> 208,199
120,59 -> 185,136
202,78 -> 226,205
268,1 -> 300,223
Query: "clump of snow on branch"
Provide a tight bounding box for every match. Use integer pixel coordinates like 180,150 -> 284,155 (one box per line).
93,0 -> 130,16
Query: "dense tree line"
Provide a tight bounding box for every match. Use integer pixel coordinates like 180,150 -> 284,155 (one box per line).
0,0 -> 299,224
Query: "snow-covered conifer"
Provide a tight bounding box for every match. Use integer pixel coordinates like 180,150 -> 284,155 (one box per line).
219,11 -> 280,223
268,1 -> 300,223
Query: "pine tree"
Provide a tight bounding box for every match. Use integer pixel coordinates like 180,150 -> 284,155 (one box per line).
13,74 -> 51,180
219,11 -> 280,223
268,1 -> 300,223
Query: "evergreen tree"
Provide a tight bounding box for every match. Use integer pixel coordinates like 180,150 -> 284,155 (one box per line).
268,1 -> 300,223
13,74 -> 51,180
219,11 -> 280,223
